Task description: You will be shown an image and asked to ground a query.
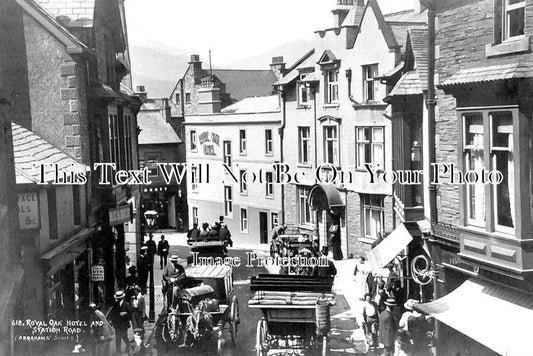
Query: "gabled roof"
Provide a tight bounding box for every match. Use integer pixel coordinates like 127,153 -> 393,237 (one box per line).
12,123 -> 87,184
408,28 -> 429,89
364,0 -> 399,49
317,50 -> 338,64
385,70 -> 423,101
276,49 -> 316,86
137,110 -> 182,145
341,0 -> 366,27
209,69 -> 277,101
33,0 -> 95,27
221,95 -> 280,114
16,0 -> 91,54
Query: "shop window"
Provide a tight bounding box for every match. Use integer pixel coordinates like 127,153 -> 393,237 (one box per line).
265,129 -> 273,155
298,127 -> 310,164
224,186 -> 233,217
356,126 -> 384,169
223,141 -> 232,166
362,194 -> 384,240
240,208 -> 248,233
363,64 -> 378,102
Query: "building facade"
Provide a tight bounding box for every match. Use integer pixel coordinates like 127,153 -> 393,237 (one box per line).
278,0 -> 426,259
185,96 -> 282,245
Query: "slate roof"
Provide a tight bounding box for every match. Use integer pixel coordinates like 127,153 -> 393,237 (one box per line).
386,70 -> 423,99
276,49 -> 315,86
138,110 -> 182,145
384,9 -> 427,24
341,0 -> 366,27
33,0 -> 95,27
440,59 -> 533,88
12,123 -> 87,184
409,28 -> 429,89
221,95 -> 280,114
207,69 -> 277,101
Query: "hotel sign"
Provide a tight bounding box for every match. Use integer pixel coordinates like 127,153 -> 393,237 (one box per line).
109,204 -> 131,226
18,192 -> 39,230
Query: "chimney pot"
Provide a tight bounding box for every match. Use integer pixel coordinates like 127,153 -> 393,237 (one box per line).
136,85 -> 145,93
190,54 -> 200,62
271,56 -> 284,64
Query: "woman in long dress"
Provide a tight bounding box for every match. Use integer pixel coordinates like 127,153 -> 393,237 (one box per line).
353,256 -> 371,299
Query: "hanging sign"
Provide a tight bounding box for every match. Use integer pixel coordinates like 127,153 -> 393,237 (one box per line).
18,192 -> 40,229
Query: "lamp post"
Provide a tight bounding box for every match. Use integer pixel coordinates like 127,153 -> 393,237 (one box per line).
144,209 -> 158,322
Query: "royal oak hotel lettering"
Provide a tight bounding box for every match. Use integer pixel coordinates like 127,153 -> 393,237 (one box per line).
199,131 -> 220,156
18,192 -> 39,229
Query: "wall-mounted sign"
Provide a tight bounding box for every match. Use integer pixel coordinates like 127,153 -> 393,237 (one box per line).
109,204 -> 131,226
18,192 -> 39,230
199,131 -> 220,156
91,265 -> 105,281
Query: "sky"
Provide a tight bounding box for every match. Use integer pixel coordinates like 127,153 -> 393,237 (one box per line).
124,0 -> 416,64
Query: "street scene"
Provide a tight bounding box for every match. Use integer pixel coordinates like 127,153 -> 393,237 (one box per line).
1,0 -> 533,355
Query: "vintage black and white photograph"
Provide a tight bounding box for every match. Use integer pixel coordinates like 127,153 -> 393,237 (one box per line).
0,0 -> 532,355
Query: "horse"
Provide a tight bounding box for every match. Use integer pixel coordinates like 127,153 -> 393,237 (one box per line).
186,300 -> 214,342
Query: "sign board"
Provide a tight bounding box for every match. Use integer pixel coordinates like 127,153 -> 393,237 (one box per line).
91,265 -> 105,281
18,192 -> 39,230
109,204 -> 131,226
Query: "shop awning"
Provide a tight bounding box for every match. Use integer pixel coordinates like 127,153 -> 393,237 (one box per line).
308,184 -> 345,212
416,278 -> 533,356
41,227 -> 94,276
367,223 -> 412,271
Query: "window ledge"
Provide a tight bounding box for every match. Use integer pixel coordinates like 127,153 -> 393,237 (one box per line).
297,163 -> 313,169
359,237 -> 378,245
265,195 -> 274,200
323,103 -> 340,108
297,104 -> 312,109
485,37 -> 530,58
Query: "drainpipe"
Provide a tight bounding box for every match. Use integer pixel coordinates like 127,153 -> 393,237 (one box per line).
278,88 -> 286,224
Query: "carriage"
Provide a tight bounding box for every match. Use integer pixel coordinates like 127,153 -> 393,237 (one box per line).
272,231 -> 318,275
249,274 -> 335,356
156,264 -> 239,355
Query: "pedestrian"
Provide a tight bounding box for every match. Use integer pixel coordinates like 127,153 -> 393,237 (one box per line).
270,224 -> 286,240
312,247 -> 337,279
328,215 -> 343,260
130,286 -> 147,340
219,223 -> 233,248
199,222 -> 209,240
89,303 -> 113,356
354,256 -> 371,299
157,235 -> 169,270
108,290 -> 132,355
162,255 -> 186,311
362,293 -> 379,351
187,223 -> 200,242
374,280 -> 388,312
125,266 -> 139,301
208,223 -> 219,240
378,298 -> 398,356
145,233 -> 157,267
397,299 -> 418,356
137,247 -> 149,294
129,328 -> 147,355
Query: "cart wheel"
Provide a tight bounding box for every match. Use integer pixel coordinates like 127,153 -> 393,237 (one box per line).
321,335 -> 329,356
256,318 -> 269,356
230,321 -> 237,345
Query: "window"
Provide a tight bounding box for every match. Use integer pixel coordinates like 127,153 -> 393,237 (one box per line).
298,127 -> 310,164
362,194 -> 384,240
266,172 -> 274,197
324,126 -> 339,165
298,186 -> 314,225
356,127 -> 384,169
503,0 -> 525,40
461,109 -> 516,232
239,130 -> 246,154
223,141 -> 232,166
108,111 -> 134,172
109,113 -> 120,168
265,129 -> 273,155
192,207 -> 198,226
73,185 -> 80,225
298,74 -> 310,106
363,64 -> 378,102
124,114 -> 132,170
240,208 -> 248,233
325,70 -> 339,104
224,186 -> 233,217
185,92 -> 191,104
191,166 -> 198,191
239,170 -> 247,194
190,130 -> 197,151
175,93 -> 180,104
146,154 -> 159,177
271,213 -> 279,230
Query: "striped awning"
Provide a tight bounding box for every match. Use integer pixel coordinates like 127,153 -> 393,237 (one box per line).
367,224 -> 412,271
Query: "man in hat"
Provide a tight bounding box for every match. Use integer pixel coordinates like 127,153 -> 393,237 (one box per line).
162,255 -> 186,310
145,233 -> 157,267
89,303 -> 113,356
137,247 -> 149,294
187,223 -> 200,243
378,298 -> 398,356
157,235 -> 169,270
108,290 -> 132,355
219,223 -> 233,248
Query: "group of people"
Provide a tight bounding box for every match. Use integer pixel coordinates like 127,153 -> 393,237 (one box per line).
355,257 -> 432,356
187,219 -> 234,248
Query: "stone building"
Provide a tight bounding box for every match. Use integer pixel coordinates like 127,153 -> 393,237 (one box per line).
276,0 -> 426,259
7,0 -> 141,347
404,1 -> 533,355
184,96 -> 282,245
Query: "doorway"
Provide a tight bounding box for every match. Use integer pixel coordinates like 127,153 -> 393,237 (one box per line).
259,212 -> 268,244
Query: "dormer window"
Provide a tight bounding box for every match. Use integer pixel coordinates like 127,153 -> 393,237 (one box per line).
318,50 -> 341,105
503,0 -> 525,40
298,74 -> 311,106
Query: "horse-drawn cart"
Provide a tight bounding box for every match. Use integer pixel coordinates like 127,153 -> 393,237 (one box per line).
156,264 -> 239,354
249,274 -> 335,356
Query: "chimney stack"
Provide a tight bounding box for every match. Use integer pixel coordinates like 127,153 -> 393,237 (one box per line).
135,85 -> 147,102
189,54 -> 203,84
270,56 -> 286,80
332,0 -> 354,28
161,98 -> 171,122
